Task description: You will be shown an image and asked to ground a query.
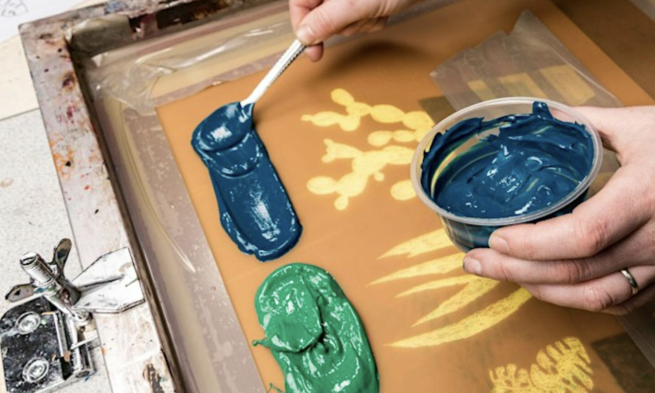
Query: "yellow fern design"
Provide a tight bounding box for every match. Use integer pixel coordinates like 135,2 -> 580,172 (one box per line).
371,229 -> 533,348
490,337 -> 593,392
303,88 -> 434,209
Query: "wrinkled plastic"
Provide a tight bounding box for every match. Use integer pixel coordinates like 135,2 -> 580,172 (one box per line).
432,10 -> 622,110
631,0 -> 655,23
84,2 -> 296,113
431,9 -> 621,178
83,0 -> 457,114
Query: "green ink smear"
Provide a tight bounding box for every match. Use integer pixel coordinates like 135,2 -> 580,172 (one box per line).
254,263 -> 379,393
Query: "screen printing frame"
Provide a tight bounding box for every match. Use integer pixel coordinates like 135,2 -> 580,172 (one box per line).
19,1 -> 464,391
19,1 -> 282,393
19,0 -> 655,392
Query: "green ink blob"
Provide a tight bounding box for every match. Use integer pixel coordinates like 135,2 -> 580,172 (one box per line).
254,263 -> 379,393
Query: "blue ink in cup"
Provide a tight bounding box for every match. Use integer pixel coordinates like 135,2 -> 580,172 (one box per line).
411,98 -> 602,251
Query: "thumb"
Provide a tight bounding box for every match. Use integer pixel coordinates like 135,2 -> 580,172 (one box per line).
296,1 -> 368,45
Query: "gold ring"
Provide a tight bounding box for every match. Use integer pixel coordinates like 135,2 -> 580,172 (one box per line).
620,268 -> 639,296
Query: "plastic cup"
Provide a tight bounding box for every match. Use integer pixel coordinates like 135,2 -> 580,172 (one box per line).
411,97 -> 603,251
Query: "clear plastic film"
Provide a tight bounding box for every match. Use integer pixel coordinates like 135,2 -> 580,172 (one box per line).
432,10 -> 622,110
84,1 -> 296,113
430,9 -> 655,368
631,0 -> 655,23
83,0 -> 458,114
431,9 -> 622,179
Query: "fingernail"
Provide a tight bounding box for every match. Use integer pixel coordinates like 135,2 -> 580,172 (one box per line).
296,24 -> 317,45
489,234 -> 509,253
463,257 -> 482,276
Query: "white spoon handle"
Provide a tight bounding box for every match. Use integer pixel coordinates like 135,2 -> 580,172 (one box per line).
241,40 -> 306,107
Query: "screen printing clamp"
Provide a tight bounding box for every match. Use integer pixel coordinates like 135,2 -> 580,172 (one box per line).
1,239 -> 145,393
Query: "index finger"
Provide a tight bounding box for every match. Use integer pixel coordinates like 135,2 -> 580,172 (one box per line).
289,0 -> 322,30
489,165 -> 649,260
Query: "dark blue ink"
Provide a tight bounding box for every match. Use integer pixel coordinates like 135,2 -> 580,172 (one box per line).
421,102 -> 595,250
192,102 -> 302,261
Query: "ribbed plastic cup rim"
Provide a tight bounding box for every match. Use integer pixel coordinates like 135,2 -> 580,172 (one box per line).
410,97 -> 604,227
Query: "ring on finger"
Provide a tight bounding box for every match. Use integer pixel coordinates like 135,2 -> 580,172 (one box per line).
620,268 -> 639,296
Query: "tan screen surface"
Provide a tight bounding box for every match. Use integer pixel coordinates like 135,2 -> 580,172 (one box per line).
156,0 -> 654,391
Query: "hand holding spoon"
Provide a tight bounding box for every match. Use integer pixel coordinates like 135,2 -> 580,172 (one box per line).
241,39 -> 306,107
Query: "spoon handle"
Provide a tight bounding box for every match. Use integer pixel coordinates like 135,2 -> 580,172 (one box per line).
241,40 -> 306,107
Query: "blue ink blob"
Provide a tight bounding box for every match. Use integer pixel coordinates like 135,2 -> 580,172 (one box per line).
421,102 -> 595,249
192,102 -> 302,261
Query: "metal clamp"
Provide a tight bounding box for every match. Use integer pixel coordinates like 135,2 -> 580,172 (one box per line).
1,239 -> 145,393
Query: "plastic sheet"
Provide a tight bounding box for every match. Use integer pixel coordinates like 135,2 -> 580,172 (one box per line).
84,2 -> 295,113
85,0 -> 457,114
431,8 -> 655,371
431,9 -> 622,186
432,10 -> 622,110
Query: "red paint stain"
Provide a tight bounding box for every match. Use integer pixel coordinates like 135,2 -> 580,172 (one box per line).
66,105 -> 75,120
84,185 -> 90,191
62,73 -> 76,90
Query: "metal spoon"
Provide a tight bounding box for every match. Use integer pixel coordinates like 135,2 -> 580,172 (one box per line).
241,39 -> 305,107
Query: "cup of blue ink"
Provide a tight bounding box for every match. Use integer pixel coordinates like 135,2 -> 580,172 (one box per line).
411,97 -> 603,251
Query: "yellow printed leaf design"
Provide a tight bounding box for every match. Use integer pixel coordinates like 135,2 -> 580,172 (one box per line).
301,112 -> 362,131
331,88 -> 355,105
490,364 -> 532,392
306,176 -> 337,195
391,288 -> 532,348
322,139 -> 362,162
390,180 -> 416,201
368,131 -> 393,147
398,275 -> 477,296
304,89 -> 435,209
308,140 -> 414,210
490,337 -> 593,393
402,111 -> 435,141
393,130 -> 416,143
371,105 -> 405,123
370,253 -> 464,285
346,102 -> 372,116
373,228 -> 533,349
380,228 -> 454,259
409,278 -> 499,326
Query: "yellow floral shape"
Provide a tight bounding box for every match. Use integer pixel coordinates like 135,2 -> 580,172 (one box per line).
390,179 -> 416,201
393,130 -> 416,143
301,111 -> 362,132
402,111 -> 435,140
368,131 -> 393,147
307,139 -> 414,210
331,88 -> 356,105
490,337 -> 593,393
301,88 -> 371,132
304,88 -> 436,209
302,88 -> 433,145
371,104 -> 406,123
